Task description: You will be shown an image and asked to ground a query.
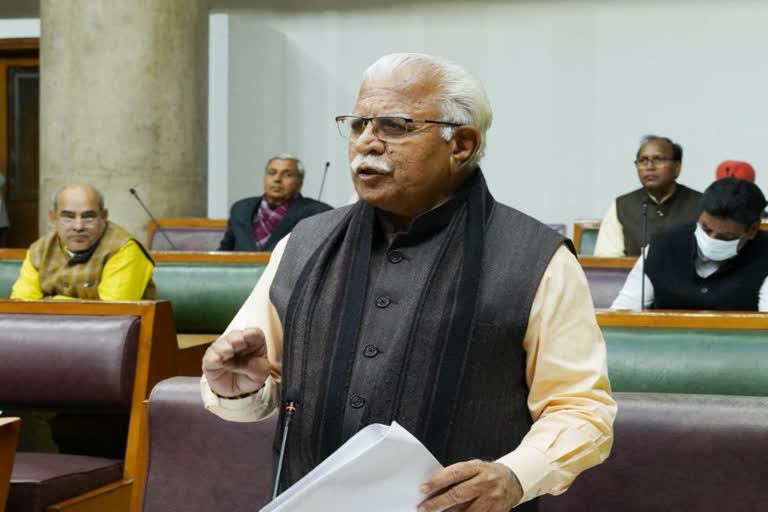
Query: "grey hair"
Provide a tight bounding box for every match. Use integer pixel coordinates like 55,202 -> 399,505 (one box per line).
362,53 -> 493,169
266,154 -> 305,181
50,184 -> 105,212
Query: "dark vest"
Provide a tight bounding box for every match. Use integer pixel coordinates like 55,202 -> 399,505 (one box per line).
269,198 -> 568,510
645,222 -> 768,310
616,184 -> 702,256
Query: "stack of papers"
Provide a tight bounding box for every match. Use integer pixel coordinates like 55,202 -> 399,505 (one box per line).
261,421 -> 443,511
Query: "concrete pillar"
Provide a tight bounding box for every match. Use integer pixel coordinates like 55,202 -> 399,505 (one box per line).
39,0 -> 208,241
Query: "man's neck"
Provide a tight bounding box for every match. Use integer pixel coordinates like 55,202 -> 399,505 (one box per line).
646,183 -> 677,204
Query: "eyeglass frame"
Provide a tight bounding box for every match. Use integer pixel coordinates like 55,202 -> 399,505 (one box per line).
634,156 -> 679,167
335,115 -> 465,141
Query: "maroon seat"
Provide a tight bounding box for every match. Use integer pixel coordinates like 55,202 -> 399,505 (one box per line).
540,392 -> 768,511
0,313 -> 140,512
7,454 -> 122,512
582,266 -> 631,308
142,377 -> 277,512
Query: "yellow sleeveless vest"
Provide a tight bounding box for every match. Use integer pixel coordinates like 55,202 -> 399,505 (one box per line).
29,222 -> 156,299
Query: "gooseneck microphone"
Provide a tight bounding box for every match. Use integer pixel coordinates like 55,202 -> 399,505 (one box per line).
317,161 -> 330,200
640,199 -> 649,311
272,398 -> 299,499
129,188 -> 178,250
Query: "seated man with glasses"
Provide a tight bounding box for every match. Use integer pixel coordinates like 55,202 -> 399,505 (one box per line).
11,183 -> 156,300
201,53 -> 615,511
594,134 -> 702,257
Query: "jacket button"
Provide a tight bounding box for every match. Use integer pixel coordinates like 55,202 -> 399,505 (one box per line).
349,394 -> 366,409
375,295 -> 391,308
700,287 -> 708,294
387,251 -> 403,264
363,344 -> 380,358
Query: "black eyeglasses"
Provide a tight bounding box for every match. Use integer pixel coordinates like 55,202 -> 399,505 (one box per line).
335,115 -> 464,141
635,156 -> 676,167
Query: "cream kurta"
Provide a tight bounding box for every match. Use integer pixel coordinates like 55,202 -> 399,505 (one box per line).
202,237 -> 616,504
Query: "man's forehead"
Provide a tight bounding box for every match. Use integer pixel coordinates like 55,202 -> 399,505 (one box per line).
639,140 -> 673,155
267,159 -> 298,171
353,75 -> 439,115
56,187 -> 100,211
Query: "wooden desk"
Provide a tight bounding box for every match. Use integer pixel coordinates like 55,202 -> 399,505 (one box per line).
0,417 -> 20,512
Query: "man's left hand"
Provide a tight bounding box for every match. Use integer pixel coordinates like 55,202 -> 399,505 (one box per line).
418,459 -> 523,511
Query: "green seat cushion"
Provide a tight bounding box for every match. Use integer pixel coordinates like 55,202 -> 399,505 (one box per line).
604,326 -> 768,396
0,259 -> 23,297
153,262 -> 266,334
578,228 -> 599,255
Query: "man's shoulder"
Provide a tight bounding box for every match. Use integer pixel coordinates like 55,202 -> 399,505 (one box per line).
230,196 -> 261,213
675,183 -> 703,198
489,202 -> 573,253
291,204 -> 351,234
294,196 -> 333,213
615,187 -> 646,203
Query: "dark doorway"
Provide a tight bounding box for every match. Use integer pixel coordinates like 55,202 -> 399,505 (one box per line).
0,38 -> 39,248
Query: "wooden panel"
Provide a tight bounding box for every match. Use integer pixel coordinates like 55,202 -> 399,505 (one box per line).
579,256 -> 636,268
49,480 -> 133,512
0,417 -> 20,512
0,248 -> 271,264
151,250 -> 270,263
596,309 -> 768,329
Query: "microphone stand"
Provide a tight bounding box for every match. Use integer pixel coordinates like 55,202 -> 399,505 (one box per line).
129,188 -> 178,250
318,161 -> 330,200
273,400 -> 298,499
640,200 -> 648,311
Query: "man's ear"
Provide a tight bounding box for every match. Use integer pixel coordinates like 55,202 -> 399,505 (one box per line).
673,161 -> 682,180
101,208 -> 109,221
48,209 -> 57,224
450,126 -> 480,172
744,220 -> 761,240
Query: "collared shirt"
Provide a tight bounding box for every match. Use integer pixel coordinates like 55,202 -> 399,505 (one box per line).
594,189 -> 676,257
611,244 -> 768,310
201,233 -> 616,504
10,239 -> 154,300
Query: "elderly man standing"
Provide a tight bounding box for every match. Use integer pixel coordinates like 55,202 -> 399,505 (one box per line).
202,53 -> 615,511
594,135 -> 702,257
11,183 -> 155,300
218,154 -> 332,251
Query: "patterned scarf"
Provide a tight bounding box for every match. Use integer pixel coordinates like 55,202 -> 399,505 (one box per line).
252,199 -> 291,250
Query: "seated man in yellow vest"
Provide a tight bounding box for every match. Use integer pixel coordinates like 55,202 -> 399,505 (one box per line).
11,183 -> 155,300
8,183 -> 154,457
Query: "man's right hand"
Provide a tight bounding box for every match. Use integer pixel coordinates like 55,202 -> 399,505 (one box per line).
202,327 -> 271,398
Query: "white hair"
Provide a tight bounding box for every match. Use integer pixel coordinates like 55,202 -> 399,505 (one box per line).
362,53 -> 493,169
266,153 -> 305,180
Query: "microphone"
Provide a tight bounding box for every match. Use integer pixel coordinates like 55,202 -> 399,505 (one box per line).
640,199 -> 649,311
317,161 -> 330,200
129,188 -> 178,250
272,397 -> 299,499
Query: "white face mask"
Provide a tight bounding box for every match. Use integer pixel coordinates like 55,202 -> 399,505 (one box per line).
694,223 -> 741,261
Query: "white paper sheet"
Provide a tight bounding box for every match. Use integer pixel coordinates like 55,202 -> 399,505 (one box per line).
261,421 -> 443,512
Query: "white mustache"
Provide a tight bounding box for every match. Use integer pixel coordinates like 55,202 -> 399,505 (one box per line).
350,155 -> 392,175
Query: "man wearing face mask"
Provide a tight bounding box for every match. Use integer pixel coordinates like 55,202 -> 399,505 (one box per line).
611,177 -> 768,311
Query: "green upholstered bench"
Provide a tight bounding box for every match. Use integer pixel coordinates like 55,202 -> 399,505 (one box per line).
0,250 -> 269,336
0,250 -> 24,298
151,252 -> 269,334
598,311 -> 768,396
